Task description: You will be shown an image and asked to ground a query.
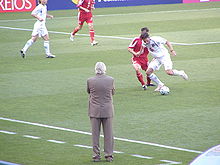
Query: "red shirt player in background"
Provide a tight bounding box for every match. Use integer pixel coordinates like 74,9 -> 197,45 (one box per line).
128,27 -> 154,90
70,0 -> 98,46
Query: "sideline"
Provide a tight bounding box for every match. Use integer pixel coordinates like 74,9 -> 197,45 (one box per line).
0,130 -> 182,164
0,116 -> 202,154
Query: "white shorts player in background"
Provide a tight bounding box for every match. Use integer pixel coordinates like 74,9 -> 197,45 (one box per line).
20,0 -> 55,58
141,33 -> 188,91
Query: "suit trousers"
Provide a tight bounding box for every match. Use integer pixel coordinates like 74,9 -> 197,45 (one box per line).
90,117 -> 114,157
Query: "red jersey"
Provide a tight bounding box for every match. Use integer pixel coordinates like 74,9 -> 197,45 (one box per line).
77,0 -> 95,13
128,37 -> 149,59
129,37 -> 149,71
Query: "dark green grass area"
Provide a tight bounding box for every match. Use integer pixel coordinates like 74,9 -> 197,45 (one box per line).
1,2 -> 220,165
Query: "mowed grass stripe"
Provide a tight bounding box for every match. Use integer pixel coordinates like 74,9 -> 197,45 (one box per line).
1,7 -> 220,35
0,57 -> 219,98
92,10 -> 220,26
0,8 -> 220,25
0,7 -> 219,23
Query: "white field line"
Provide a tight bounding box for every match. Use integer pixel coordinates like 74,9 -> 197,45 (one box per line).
0,116 -> 202,154
0,130 -> 16,135
114,137 -> 202,154
0,130 -> 182,164
74,144 -> 124,154
0,161 -> 21,165
0,25 -> 219,46
0,25 -> 132,40
23,135 -> 41,139
131,154 -> 153,159
74,144 -> 123,153
160,159 -> 182,164
0,8 -> 219,23
0,130 -> 185,164
74,144 -> 93,149
0,129 -> 179,163
113,150 -> 124,154
47,139 -> 66,144
0,25 -> 129,39
171,41 -> 220,46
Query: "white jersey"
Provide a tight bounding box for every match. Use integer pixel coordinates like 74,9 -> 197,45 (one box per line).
144,36 -> 169,58
31,4 -> 47,25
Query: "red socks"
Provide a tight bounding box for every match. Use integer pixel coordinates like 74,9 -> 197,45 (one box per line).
136,73 -> 152,86
89,29 -> 95,42
136,73 -> 145,86
72,27 -> 80,35
72,27 -> 95,43
147,76 -> 151,85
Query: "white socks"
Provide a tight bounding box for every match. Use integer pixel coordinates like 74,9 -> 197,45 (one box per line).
148,73 -> 164,86
44,41 -> 50,55
172,69 -> 183,76
22,39 -> 52,56
22,39 -> 34,52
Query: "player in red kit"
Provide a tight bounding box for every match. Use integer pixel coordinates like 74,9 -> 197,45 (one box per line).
128,27 -> 154,90
70,0 -> 98,46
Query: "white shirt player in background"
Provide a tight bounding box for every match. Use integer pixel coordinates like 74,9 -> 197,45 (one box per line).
141,33 -> 188,91
20,0 -> 55,58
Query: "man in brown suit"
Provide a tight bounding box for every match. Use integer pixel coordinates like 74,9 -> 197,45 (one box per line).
87,62 -> 115,162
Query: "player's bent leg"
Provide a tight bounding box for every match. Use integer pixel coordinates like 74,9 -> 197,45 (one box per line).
42,34 -> 49,41
137,71 -> 147,90
146,68 -> 154,76
165,69 -> 174,76
146,78 -> 155,86
88,23 -> 94,30
31,35 -> 38,42
146,70 -> 155,86
147,68 -> 164,91
169,69 -> 188,80
133,64 -> 146,89
20,35 -> 38,58
70,25 -> 82,41
142,62 -> 154,86
75,25 -> 83,32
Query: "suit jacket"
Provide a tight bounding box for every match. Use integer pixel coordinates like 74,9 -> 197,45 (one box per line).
87,74 -> 115,118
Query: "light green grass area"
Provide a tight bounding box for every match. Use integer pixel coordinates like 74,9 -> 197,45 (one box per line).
1,2 -> 220,165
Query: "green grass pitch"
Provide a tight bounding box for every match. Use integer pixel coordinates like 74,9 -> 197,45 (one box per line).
0,2 -> 220,165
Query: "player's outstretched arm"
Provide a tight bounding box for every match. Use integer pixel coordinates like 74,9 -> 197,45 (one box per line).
46,14 -> 54,19
31,13 -> 44,21
79,6 -> 90,12
166,41 -> 176,56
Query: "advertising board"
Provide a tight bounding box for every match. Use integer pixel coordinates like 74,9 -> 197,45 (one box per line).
0,0 -> 36,13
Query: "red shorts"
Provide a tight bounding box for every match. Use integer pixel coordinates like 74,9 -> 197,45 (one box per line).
78,12 -> 93,26
132,57 -> 149,71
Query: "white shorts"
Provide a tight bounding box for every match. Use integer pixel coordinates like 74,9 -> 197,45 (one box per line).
32,22 -> 48,37
148,55 -> 173,71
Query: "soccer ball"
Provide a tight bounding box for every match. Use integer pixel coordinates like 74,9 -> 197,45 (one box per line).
159,86 -> 170,95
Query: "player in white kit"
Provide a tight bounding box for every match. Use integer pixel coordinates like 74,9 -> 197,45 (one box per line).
20,0 -> 55,58
141,33 -> 188,91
